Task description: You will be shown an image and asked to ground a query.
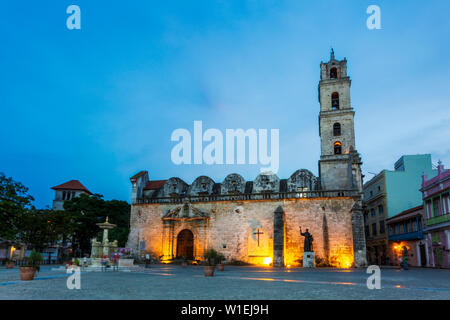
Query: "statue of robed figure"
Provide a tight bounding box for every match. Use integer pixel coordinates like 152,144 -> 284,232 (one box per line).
299,227 -> 314,252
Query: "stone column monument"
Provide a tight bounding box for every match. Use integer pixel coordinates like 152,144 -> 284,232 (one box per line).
273,206 -> 285,267
90,217 -> 118,259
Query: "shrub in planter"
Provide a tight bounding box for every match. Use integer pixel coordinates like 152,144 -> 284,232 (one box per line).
228,260 -> 250,266
20,251 -> 43,281
5,259 -> 15,269
204,249 -> 218,277
216,253 -> 226,271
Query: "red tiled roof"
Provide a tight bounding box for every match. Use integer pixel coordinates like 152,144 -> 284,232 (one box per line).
386,205 -> 423,223
51,180 -> 92,195
130,171 -> 148,180
144,180 -> 167,190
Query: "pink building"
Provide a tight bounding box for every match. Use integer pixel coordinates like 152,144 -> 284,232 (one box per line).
421,162 -> 450,268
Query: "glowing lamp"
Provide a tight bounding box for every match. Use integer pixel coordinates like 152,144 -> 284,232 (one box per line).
263,257 -> 272,265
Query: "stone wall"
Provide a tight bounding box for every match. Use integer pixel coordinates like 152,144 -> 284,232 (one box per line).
319,110 -> 355,156
319,158 -> 351,190
127,197 -> 360,267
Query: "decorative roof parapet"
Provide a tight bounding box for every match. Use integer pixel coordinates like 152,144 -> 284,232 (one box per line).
137,189 -> 359,204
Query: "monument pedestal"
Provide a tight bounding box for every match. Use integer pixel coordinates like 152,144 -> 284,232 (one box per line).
303,251 -> 315,268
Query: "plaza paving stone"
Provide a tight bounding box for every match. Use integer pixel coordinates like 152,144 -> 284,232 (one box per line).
0,265 -> 449,300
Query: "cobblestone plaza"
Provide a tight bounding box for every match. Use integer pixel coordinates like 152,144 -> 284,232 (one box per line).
1,265 -> 449,300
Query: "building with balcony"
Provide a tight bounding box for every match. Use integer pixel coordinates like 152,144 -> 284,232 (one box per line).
421,161 -> 450,268
386,205 -> 426,267
363,154 -> 437,265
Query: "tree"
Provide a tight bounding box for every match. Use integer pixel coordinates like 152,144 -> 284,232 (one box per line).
0,173 -> 34,240
0,173 -> 130,257
63,194 -> 130,255
18,209 -> 56,251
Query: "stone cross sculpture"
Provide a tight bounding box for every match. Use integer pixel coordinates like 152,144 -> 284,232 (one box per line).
299,227 -> 314,252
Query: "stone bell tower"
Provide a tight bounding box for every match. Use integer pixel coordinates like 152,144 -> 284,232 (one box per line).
318,49 -> 362,191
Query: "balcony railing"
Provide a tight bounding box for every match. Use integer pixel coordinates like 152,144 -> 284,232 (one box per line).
426,212 -> 450,226
135,190 -> 360,204
388,230 -> 424,242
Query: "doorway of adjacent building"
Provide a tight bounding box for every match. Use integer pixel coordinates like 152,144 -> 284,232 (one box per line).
419,244 -> 427,267
434,247 -> 443,267
176,229 -> 194,259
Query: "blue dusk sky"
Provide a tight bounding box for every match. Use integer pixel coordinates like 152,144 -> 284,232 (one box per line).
1,1 -> 449,208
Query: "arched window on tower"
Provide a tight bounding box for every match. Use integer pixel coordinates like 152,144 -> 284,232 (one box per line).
334,141 -> 342,155
333,123 -> 341,136
330,67 -> 338,79
331,92 -> 339,110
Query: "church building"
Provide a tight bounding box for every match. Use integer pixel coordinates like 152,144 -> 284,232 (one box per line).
126,51 -> 368,268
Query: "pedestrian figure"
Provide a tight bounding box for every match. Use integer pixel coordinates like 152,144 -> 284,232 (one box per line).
83,256 -> 88,269
402,246 -> 409,270
101,255 -> 107,272
113,253 -> 119,271
145,253 -> 150,269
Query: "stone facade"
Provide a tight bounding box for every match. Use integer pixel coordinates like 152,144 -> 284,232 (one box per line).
127,195 -> 359,267
126,50 -> 367,268
318,49 -> 358,191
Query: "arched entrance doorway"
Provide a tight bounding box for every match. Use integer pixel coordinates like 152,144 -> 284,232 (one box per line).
176,229 -> 194,259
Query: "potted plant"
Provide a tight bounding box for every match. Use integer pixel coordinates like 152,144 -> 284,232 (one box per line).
5,259 -> 15,269
204,249 -> 218,277
19,251 -> 43,281
216,253 -> 226,271
216,253 -> 225,271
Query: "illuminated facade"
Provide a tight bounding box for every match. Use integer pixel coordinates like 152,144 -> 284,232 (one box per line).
0,238 -> 26,261
126,51 -> 367,268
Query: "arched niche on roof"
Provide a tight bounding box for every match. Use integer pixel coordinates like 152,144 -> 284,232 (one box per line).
221,173 -> 246,194
188,176 -> 215,196
253,173 -> 280,193
287,169 -> 318,192
163,177 -> 188,197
